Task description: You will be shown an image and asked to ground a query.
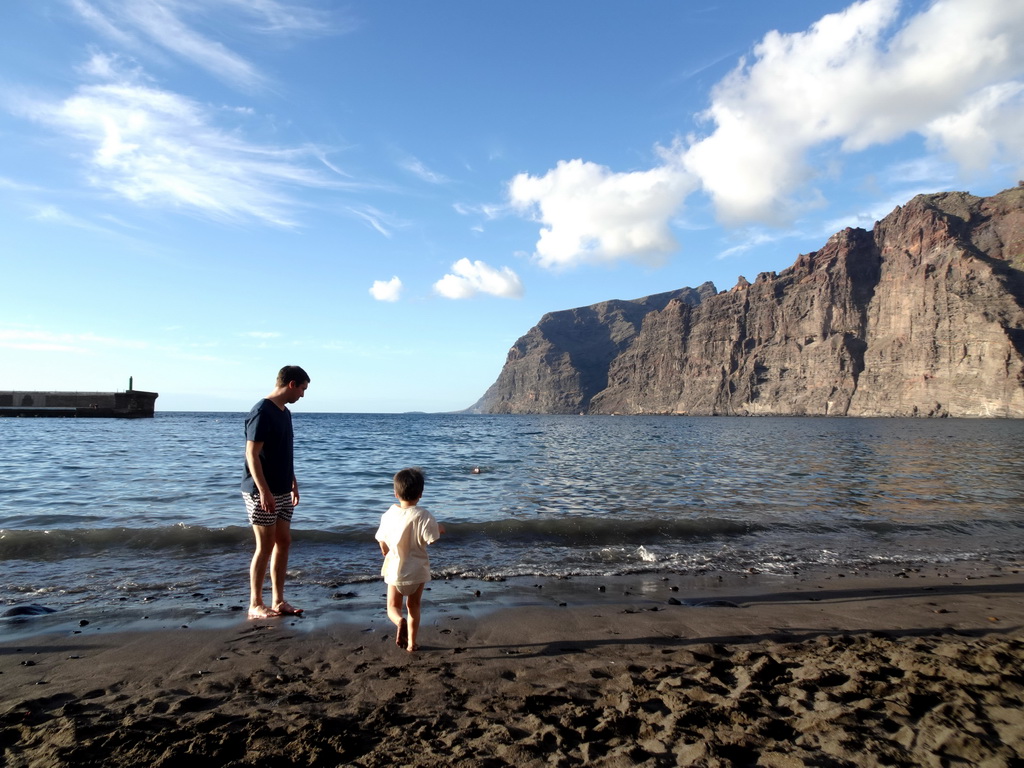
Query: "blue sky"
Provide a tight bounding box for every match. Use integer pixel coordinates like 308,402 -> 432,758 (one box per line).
2,0 -> 1022,413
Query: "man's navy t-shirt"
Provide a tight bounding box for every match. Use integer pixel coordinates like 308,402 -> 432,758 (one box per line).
242,399 -> 294,495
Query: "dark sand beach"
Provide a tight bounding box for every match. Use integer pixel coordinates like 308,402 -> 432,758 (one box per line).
3,564 -> 1023,767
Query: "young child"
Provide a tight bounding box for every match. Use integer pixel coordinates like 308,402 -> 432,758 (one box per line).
375,468 -> 444,652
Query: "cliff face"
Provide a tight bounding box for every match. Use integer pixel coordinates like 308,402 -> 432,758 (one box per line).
466,285 -> 715,414
470,186 -> 1024,417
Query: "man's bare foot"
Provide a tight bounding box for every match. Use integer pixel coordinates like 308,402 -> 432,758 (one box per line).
273,601 -> 303,616
248,605 -> 280,619
396,618 -> 408,648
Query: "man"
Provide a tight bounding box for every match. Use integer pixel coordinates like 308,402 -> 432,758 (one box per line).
242,365 -> 310,619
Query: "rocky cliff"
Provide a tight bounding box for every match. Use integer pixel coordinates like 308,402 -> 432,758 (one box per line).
467,285 -> 717,414
468,185 -> 1024,417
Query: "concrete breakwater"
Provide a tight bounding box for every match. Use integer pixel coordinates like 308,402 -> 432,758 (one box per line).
0,390 -> 158,418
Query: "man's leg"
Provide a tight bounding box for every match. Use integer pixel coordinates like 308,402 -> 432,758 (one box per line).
270,517 -> 302,614
249,523 -> 279,618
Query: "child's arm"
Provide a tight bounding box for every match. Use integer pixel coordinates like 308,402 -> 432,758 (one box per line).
379,540 -> 389,557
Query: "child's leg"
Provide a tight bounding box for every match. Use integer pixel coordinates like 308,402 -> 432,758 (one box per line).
386,585 -> 407,646
405,583 -> 426,651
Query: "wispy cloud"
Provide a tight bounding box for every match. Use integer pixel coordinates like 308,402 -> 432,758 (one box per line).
400,156 -> 450,184
13,58 -> 339,227
126,2 -> 265,89
676,50 -> 742,83
6,1 -> 356,229
0,176 -> 44,192
454,201 -> 506,220
69,0 -> 338,90
317,152 -> 353,179
70,0 -> 135,48
0,328 -> 149,353
32,204 -> 124,235
213,0 -> 339,35
714,228 -> 797,261
346,205 -> 407,237
0,327 -> 235,367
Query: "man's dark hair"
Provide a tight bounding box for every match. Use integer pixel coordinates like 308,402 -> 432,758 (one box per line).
394,468 -> 425,503
277,365 -> 310,387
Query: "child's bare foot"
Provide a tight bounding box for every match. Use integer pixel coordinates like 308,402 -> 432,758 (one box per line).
248,605 -> 280,619
273,601 -> 303,616
406,644 -> 418,653
396,618 -> 408,648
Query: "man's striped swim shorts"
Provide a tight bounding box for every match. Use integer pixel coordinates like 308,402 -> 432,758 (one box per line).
243,491 -> 295,527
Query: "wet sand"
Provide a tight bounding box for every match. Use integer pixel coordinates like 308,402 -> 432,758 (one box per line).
2,564 -> 1023,767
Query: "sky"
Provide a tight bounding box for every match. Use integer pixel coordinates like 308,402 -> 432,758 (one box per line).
1,0 -> 1022,413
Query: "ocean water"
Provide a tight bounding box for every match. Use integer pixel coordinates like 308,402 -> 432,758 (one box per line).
2,412 -> 1023,627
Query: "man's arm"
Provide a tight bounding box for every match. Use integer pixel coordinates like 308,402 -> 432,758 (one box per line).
245,440 -> 275,514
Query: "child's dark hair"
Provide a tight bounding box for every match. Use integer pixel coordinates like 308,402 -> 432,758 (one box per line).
394,468 -> 425,502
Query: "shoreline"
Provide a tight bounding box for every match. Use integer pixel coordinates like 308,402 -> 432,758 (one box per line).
3,558 -> 1020,637
2,564 -> 1023,766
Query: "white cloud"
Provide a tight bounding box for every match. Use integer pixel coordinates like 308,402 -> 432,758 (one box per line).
243,331 -> 283,339
507,0 -> 1024,266
433,259 -> 524,300
683,0 -> 1024,224
923,82 -> 1024,176
508,158 -> 696,270
77,51 -> 139,82
370,276 -> 403,302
